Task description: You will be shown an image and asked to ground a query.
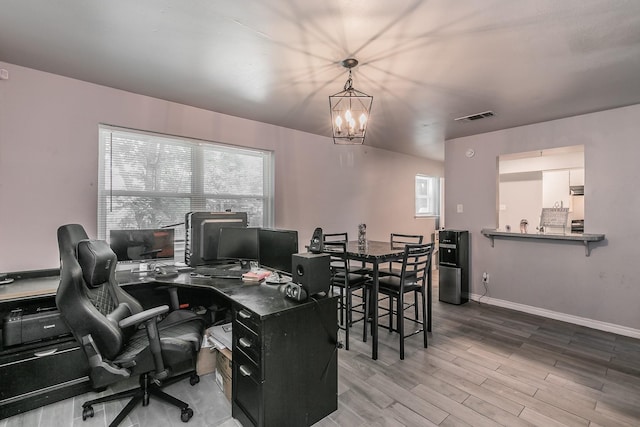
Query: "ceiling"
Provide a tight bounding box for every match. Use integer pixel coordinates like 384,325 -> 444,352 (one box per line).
1,0 -> 640,161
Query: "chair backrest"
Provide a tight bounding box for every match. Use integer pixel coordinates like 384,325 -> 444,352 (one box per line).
322,240 -> 348,272
323,232 -> 348,243
400,243 -> 432,286
391,233 -> 423,249
56,224 -> 143,361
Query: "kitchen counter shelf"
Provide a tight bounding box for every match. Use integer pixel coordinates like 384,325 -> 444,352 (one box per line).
481,229 -> 605,256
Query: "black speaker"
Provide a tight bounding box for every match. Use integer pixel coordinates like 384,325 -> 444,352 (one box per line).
292,253 -> 331,296
308,227 -> 323,253
281,283 -> 308,302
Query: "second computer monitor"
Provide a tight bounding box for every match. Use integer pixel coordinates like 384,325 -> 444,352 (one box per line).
217,227 -> 260,261
109,229 -> 175,263
258,228 -> 299,275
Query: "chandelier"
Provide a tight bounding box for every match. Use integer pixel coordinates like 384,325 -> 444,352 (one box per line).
329,58 -> 373,145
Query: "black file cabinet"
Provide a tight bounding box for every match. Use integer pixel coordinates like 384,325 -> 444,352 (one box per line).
231,297 -> 338,427
0,335 -> 91,418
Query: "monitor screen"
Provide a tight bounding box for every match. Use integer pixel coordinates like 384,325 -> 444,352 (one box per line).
258,229 -> 299,274
109,229 -> 175,262
217,227 -> 259,261
196,214 -> 247,263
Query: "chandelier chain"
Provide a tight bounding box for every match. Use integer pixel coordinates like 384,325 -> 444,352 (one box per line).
344,69 -> 354,91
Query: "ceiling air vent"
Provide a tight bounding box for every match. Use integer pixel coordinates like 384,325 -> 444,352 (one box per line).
454,110 -> 495,123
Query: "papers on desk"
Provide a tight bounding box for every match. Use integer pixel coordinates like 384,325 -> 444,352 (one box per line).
242,269 -> 271,282
203,323 -> 232,350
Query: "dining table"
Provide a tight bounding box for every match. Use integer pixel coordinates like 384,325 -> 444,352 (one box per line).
344,240 -> 433,360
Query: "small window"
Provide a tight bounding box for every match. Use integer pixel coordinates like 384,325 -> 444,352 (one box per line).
415,175 -> 440,217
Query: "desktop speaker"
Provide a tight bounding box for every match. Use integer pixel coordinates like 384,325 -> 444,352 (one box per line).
308,227 -> 323,253
280,283 -> 308,302
292,253 -> 331,297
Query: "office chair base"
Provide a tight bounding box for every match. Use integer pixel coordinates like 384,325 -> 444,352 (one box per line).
81,372 -> 198,427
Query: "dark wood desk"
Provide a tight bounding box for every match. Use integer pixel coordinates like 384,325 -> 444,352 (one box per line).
344,241 -> 433,360
118,271 -> 338,427
1,272 -> 338,426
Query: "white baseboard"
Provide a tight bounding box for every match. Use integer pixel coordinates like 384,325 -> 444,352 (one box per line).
469,293 -> 640,339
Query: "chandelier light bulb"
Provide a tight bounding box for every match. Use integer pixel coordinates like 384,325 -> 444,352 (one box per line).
359,113 -> 367,131
335,116 -> 342,133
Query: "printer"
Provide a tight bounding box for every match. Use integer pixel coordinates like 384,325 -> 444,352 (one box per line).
2,306 -> 70,347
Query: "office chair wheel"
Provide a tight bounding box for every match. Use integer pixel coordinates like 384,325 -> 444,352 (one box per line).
181,407 -> 194,422
190,373 -> 200,386
82,405 -> 94,420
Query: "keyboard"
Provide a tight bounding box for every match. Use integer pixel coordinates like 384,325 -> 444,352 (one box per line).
193,266 -> 246,279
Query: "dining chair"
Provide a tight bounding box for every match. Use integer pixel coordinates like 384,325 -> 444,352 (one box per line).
324,240 -> 368,350
364,243 -> 432,359
323,232 -> 368,274
378,233 -> 424,277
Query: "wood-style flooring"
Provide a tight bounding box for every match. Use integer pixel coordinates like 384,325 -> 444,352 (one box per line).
3,277 -> 640,427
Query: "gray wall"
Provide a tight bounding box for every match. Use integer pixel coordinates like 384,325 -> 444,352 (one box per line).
0,61 -> 443,272
445,103 -> 640,336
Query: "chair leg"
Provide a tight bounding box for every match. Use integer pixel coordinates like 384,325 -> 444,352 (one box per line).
398,293 -> 405,360
110,393 -> 143,427
81,372 -> 195,427
422,290 -> 428,348
345,287 -> 351,350
388,295 -> 393,332
339,287 -> 345,326
362,287 -> 369,343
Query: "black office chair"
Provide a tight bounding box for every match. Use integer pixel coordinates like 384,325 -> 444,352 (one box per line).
364,243 -> 432,359
56,224 -> 205,426
324,240 -> 368,350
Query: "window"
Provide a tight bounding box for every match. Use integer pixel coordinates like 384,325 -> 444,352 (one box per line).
98,126 -> 274,254
415,175 -> 440,217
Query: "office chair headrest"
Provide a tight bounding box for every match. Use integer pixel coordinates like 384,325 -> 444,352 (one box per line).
77,239 -> 116,288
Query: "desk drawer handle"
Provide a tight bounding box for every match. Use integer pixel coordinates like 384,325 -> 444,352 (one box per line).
238,338 -> 252,348
239,365 -> 253,377
238,310 -> 252,319
34,349 -> 58,357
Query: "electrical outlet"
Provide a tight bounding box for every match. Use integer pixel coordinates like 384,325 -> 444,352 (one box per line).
482,272 -> 489,284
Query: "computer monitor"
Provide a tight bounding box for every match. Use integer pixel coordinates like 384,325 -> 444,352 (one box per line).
217,227 -> 260,262
109,229 -> 175,263
185,212 -> 248,266
258,229 -> 299,275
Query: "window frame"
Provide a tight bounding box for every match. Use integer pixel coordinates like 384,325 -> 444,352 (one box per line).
415,174 -> 440,218
97,125 -> 274,240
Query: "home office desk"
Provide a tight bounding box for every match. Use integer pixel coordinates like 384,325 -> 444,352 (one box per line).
344,241 -> 433,360
1,272 -> 338,426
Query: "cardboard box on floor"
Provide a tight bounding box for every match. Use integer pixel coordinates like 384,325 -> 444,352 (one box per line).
215,347 -> 233,402
196,346 -> 217,376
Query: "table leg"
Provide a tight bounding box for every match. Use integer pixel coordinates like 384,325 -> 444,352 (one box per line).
372,262 -> 379,360
427,265 -> 432,332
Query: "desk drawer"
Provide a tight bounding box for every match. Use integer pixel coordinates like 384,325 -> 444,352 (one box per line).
234,321 -> 261,368
0,338 -> 88,401
234,307 -> 260,333
233,350 -> 262,427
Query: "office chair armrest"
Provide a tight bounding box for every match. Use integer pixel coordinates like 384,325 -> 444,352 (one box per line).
118,305 -> 169,329
119,305 -> 171,381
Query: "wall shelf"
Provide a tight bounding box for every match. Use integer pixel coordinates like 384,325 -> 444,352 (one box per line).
481,229 -> 605,256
